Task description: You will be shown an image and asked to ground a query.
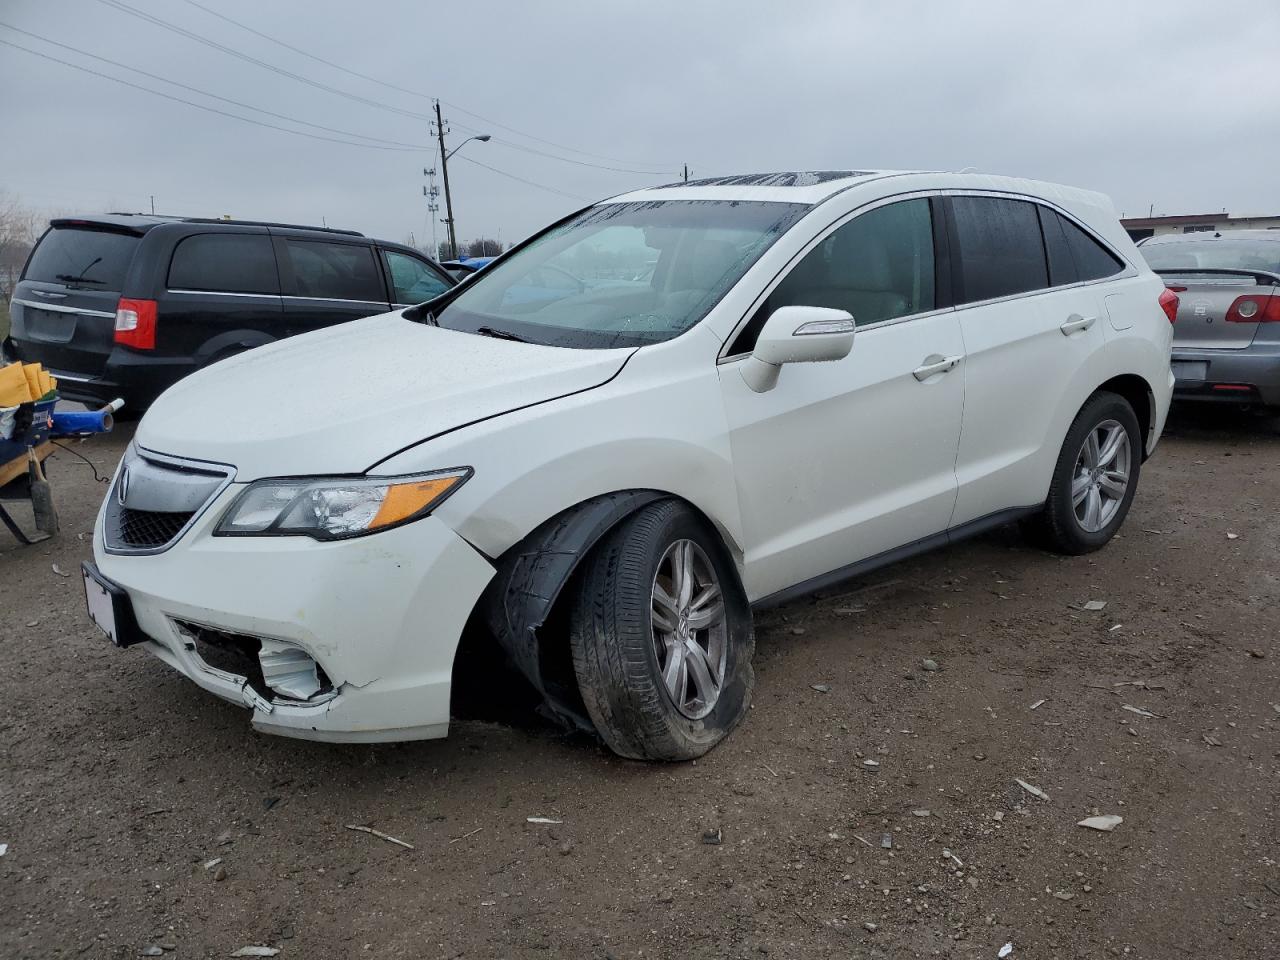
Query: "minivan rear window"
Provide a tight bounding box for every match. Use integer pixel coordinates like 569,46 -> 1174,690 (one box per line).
168,234 -> 279,294
278,239 -> 385,302
23,227 -> 139,291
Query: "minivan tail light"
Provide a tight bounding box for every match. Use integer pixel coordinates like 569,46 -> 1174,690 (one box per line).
1225,293 -> 1280,323
1158,288 -> 1180,324
114,298 -> 157,349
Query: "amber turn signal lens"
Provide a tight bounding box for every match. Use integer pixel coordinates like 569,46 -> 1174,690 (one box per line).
370,475 -> 467,529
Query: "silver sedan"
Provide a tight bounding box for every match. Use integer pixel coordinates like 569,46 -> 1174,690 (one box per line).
1140,230 -> 1280,409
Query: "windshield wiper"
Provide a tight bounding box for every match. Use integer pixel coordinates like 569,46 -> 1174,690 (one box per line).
475,325 -> 530,343
58,255 -> 104,286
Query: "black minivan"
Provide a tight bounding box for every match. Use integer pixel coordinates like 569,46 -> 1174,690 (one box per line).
5,215 -> 455,410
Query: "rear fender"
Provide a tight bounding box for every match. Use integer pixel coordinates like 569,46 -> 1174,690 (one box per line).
194,331 -> 276,366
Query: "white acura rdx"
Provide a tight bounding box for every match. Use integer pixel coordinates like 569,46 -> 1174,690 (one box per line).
85,170 -> 1175,760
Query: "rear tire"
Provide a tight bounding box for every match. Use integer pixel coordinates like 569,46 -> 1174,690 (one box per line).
568,500 -> 754,761
1034,391 -> 1142,555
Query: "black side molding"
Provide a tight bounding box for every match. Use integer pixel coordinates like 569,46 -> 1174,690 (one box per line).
754,505 -> 1042,610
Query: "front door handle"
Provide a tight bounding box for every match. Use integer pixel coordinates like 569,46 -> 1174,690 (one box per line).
1060,314 -> 1096,336
912,354 -> 964,381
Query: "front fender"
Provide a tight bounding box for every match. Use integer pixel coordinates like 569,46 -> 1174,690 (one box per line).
478,490 -> 668,730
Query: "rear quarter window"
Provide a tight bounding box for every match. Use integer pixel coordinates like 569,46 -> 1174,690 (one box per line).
1059,215 -> 1125,281
168,234 -> 279,294
23,227 -> 139,290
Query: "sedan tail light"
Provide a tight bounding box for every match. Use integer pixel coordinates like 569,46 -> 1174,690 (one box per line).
114,298 -> 157,349
1158,288 -> 1180,324
1225,293 -> 1280,323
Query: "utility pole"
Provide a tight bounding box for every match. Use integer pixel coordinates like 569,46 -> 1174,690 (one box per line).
434,100 -> 457,260
149,195 -> 155,215
423,166 -> 440,257
683,164 -> 688,183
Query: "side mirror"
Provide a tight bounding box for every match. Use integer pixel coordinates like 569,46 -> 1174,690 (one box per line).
740,305 -> 856,393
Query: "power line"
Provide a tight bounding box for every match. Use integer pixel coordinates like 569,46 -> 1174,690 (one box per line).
177,0 -> 429,101
2,37 -> 598,205
93,0 -> 434,122
0,37 -> 419,151
453,155 -> 591,202
0,22 -> 429,150
171,0 -> 681,170
483,137 -> 676,176
442,100 -> 682,170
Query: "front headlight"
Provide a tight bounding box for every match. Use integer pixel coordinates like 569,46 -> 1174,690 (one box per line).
214,468 -> 471,540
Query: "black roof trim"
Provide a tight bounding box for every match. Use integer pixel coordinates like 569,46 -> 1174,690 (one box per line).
177,217 -> 363,237
51,212 -> 363,237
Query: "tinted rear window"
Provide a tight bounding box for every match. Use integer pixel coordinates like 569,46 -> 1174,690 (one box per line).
279,239 -> 384,302
950,196 -> 1049,303
23,227 -> 139,290
1060,215 -> 1125,281
168,234 -> 279,294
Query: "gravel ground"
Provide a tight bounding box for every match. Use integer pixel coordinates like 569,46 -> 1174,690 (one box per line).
1,406 -> 1277,959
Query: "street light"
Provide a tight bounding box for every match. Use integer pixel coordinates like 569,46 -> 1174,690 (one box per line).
445,134 -> 491,161
433,104 -> 491,259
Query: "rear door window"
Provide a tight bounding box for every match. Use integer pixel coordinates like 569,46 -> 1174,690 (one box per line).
279,239 -> 385,302
168,233 -> 279,294
382,249 -> 452,304
950,196 -> 1049,303
1058,215 -> 1125,281
24,227 -> 139,291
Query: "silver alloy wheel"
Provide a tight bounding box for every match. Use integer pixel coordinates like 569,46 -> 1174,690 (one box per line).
650,539 -> 728,720
1072,418 -> 1131,533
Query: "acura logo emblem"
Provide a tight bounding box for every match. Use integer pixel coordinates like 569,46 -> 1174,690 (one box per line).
116,466 -> 130,505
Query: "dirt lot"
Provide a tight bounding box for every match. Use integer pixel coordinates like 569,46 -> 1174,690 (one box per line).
2,407 -> 1277,959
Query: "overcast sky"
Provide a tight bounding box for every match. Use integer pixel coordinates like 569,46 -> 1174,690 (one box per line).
1,0 -> 1275,250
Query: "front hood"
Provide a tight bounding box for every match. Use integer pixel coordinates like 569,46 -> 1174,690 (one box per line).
137,312 -> 633,480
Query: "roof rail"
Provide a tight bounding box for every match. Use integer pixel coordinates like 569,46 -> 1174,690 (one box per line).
179,217 -> 364,237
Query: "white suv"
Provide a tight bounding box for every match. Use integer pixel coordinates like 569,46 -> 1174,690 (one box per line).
84,171 -> 1175,760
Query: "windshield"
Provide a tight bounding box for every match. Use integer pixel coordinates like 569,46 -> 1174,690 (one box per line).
429,200 -> 809,348
1141,238 -> 1280,274
23,226 -> 140,290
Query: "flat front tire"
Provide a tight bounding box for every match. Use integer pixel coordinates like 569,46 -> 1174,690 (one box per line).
568,500 -> 754,761
1035,391 -> 1142,554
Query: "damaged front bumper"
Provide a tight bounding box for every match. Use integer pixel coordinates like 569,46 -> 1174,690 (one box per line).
93,491 -> 495,743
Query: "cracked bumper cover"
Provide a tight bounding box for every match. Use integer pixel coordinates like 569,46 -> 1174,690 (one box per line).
93,496 -> 495,743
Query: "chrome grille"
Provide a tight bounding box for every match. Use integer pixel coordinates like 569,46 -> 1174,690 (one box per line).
102,446 -> 234,554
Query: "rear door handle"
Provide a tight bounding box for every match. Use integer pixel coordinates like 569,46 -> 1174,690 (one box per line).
912,354 -> 964,381
1060,314 -> 1096,336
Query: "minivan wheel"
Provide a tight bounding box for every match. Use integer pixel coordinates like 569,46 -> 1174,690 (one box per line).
568,499 -> 754,761
1035,391 -> 1142,555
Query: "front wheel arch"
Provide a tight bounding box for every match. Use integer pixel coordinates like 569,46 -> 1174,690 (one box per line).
472,490 -> 746,732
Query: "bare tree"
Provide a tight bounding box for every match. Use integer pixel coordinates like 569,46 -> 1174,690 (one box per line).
0,192 -> 41,305
464,237 -> 502,258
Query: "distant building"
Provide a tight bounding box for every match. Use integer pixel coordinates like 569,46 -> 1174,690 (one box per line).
1121,212 -> 1280,242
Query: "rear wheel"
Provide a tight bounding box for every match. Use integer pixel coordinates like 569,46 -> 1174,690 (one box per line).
568,500 -> 754,761
1034,391 -> 1141,554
